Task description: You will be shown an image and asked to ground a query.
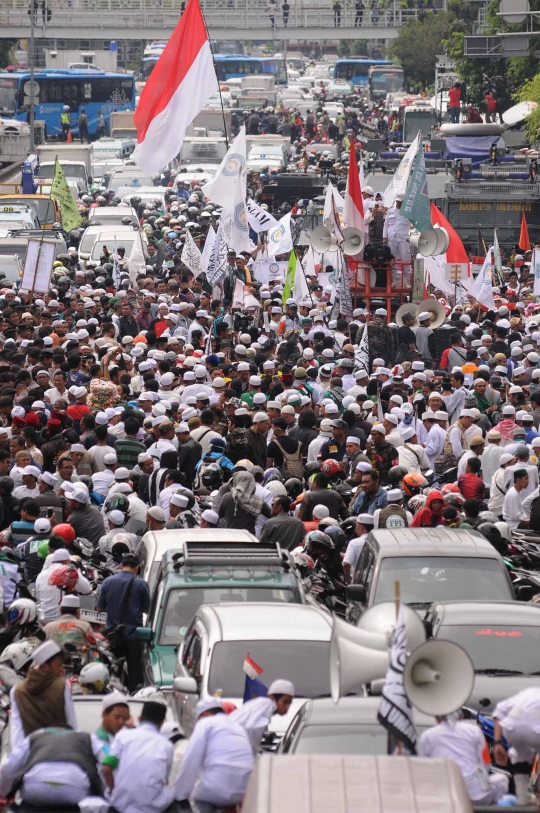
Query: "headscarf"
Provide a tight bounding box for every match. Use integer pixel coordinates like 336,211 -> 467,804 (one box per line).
230,471 -> 263,517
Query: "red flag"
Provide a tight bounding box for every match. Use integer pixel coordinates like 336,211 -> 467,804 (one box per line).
343,141 -> 364,229
520,211 -> 531,252
430,202 -> 469,272
133,0 -> 218,175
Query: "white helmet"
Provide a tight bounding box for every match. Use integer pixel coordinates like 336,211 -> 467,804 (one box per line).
407,494 -> 427,514
131,687 -> 167,704
7,598 -> 37,627
79,662 -> 110,694
0,641 -> 34,671
494,521 -> 512,543
266,480 -> 287,498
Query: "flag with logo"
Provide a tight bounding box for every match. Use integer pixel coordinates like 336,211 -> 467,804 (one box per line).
246,198 -> 279,233
243,654 -> 267,702
267,212 -> 293,258
181,229 -> 203,277
469,247 -> 495,310
383,133 -> 421,208
355,323 -> 369,373
378,603 -> 417,755
231,178 -> 250,254
50,158 -> 82,233
400,145 -> 431,234
201,126 -> 247,209
493,228 -> 503,285
282,250 -> 297,304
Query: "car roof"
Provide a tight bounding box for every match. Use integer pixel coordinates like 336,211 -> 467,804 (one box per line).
432,600 -> 540,626
301,696 -> 436,729
200,603 -> 332,641
368,528 -> 500,558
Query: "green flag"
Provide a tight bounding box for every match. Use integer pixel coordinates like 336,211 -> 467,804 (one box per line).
400,146 -> 431,234
50,157 -> 82,233
282,250 -> 297,304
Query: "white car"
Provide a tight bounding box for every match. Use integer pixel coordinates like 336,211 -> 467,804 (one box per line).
87,205 -> 139,228
172,603 -> 333,741
78,223 -> 138,264
88,227 -> 146,265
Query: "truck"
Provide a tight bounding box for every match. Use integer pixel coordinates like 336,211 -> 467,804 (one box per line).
36,144 -> 93,195
45,49 -> 118,72
109,111 -> 136,139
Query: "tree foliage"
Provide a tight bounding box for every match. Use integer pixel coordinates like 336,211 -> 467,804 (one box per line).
0,41 -> 15,69
516,74 -> 540,140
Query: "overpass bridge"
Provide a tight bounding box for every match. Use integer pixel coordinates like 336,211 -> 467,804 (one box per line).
0,4 -> 431,41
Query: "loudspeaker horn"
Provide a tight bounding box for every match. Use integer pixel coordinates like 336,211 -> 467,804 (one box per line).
330,615 -> 389,704
417,298 -> 446,329
433,226 -> 449,255
310,225 -> 338,253
403,639 -> 475,717
395,303 -> 419,328
409,228 -> 440,257
341,227 -> 364,256
358,601 -> 427,654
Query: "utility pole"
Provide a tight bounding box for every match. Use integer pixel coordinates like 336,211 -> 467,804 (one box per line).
29,0 -> 35,152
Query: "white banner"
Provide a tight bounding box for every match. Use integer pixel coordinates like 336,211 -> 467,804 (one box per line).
534,248 -> 540,298
469,247 -> 495,310
181,229 -> 203,277
383,133 -> 421,208
200,224 -> 216,275
267,212 -> 293,258
201,126 -> 246,208
246,197 -> 279,233
230,179 -> 250,254
232,277 -> 244,309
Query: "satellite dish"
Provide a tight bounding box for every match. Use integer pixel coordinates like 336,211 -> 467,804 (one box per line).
310,225 -> 338,253
499,0 -> 529,24
503,101 -> 538,126
341,227 -> 364,256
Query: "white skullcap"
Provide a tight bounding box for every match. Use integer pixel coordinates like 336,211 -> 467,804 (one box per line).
401,426 -> 416,441
387,488 -> 403,503
32,640 -> 61,666
268,679 -> 295,697
201,509 -> 219,525
313,504 -> 330,519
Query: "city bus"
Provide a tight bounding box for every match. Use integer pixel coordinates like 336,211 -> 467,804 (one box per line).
368,64 -> 404,101
333,58 -> 390,87
213,55 -> 287,84
0,69 -> 136,138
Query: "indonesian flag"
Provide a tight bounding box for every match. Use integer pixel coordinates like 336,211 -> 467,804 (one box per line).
243,654 -> 264,680
430,202 -> 470,278
133,0 -> 218,175
343,140 -> 364,230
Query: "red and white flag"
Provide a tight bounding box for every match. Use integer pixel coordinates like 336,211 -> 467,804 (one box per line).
243,654 -> 264,680
133,0 -> 218,175
344,140 -> 364,231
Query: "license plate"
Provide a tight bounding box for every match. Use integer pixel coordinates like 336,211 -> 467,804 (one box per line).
80,609 -> 107,624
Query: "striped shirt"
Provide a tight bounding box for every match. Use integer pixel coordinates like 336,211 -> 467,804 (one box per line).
114,438 -> 147,469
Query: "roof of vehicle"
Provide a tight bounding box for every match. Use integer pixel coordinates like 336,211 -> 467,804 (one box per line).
143,529 -> 259,550
300,696 -> 435,729
430,600 -> 540,626
368,528 -> 500,558
242,755 -> 470,813
198,602 -> 331,642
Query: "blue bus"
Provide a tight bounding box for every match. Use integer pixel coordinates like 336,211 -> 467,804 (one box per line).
0,69 -> 136,138
334,58 -> 391,86
213,55 -> 287,85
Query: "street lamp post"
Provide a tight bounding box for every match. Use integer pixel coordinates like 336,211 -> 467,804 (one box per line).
29,0 -> 35,152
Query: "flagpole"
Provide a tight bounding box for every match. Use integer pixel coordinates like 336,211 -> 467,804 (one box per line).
200,17 -> 229,148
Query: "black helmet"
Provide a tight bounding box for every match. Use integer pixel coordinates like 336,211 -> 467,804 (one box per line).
324,525 -> 347,552
340,517 -> 357,539
285,478 -> 303,500
387,466 -> 408,487
304,461 -> 321,480
201,463 -> 222,491
304,530 -> 334,561
477,522 -> 507,556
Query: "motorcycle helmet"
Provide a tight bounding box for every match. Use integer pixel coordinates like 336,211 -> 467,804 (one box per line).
304,530 -> 334,561
53,524 -> 76,546
340,517 -> 358,539
0,641 -> 34,672
7,598 -> 37,627
443,493 -> 465,508
48,564 -> 79,593
478,511 -> 499,524
477,522 -> 507,556
201,463 -> 223,491
266,480 -> 287,497
320,459 -> 342,479
263,467 -> 282,485
291,548 -> 315,576
235,459 -> 254,470
285,478 -> 303,500
402,473 -> 428,497
79,662 -> 111,694
0,547 -> 19,565
494,521 -> 512,543
110,533 -> 133,560
304,461 -> 321,480
387,466 -> 408,487
407,494 -> 427,514
324,525 -> 347,553
440,483 -> 460,495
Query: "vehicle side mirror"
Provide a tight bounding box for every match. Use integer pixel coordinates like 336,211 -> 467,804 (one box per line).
135,627 -> 154,643
173,676 -> 198,694
516,585 -> 534,601
346,584 -> 366,603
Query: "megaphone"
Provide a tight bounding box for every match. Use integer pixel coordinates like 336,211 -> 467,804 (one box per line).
403,640 -> 475,717
409,228 -> 441,257
330,615 -> 389,704
433,226 -> 449,255
310,225 -> 338,253
358,601 -> 426,654
417,298 -> 446,329
341,227 -> 364,256
395,303 -> 419,327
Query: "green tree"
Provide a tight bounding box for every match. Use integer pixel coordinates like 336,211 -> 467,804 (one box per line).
0,41 -> 15,70
516,74 -> 540,140
390,12 -> 456,88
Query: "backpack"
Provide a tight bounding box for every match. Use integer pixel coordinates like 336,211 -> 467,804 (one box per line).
530,495 -> 540,533
273,437 -> 303,480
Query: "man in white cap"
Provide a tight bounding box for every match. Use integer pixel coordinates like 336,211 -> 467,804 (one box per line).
230,679 -> 295,754
373,489 -> 412,530
383,195 -> 410,264
397,426 -> 430,474
200,508 -> 219,528
343,513 -> 375,583
93,691 -> 131,762
36,547 -> 91,624
174,697 -> 254,811
43,594 -> 93,653
98,510 -> 139,572
413,311 -> 436,366
10,640 -> 76,749
67,487 -> 106,547
12,466 -> 41,500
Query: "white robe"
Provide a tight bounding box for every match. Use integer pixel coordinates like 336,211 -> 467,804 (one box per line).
230,696 -> 277,754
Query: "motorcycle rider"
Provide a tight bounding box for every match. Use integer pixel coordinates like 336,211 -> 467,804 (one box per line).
43,595 -> 94,654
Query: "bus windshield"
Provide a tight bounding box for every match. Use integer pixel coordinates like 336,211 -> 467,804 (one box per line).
0,77 -> 17,117
334,59 -> 389,86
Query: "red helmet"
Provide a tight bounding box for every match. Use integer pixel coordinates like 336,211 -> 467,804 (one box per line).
222,701 -> 237,714
48,564 -> 78,593
402,473 -> 428,497
320,459 -> 342,478
53,524 -> 76,545
441,483 -> 460,495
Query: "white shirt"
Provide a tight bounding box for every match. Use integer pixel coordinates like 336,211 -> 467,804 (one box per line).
397,443 -> 429,474
343,533 -> 368,573
9,682 -> 77,751
230,697 -> 277,754
158,484 -> 184,520
457,450 -> 477,478
191,426 -> 222,456
0,561 -> 20,607
88,444 -> 116,473
109,722 -> 174,813
307,433 -> 332,463
12,485 -> 39,501
503,463 -> 539,500
489,469 -> 508,517
503,486 -> 527,530
35,563 -> 91,624
481,443 -> 504,486
494,688 -> 540,736
91,468 -> 115,496
147,438 -> 177,460
44,386 -> 67,406
9,466 -> 26,489
448,425 -> 467,460
425,424 -> 445,467
385,428 -> 403,448
173,714 -> 254,806
181,383 -> 213,404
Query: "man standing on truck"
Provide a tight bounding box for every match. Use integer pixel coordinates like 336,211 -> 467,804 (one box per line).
60,106 -> 71,142
78,108 -> 89,143
447,83 -> 461,124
